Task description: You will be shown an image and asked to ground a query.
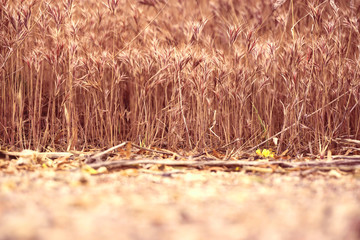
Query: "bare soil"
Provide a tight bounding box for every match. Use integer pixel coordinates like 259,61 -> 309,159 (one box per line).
1,167 -> 360,240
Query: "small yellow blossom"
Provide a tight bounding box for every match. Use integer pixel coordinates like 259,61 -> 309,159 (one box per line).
256,149 -> 262,156
256,148 -> 275,158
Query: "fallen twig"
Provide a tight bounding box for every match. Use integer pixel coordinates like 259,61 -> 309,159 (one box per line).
84,142 -> 128,163
331,155 -> 360,160
0,149 -> 74,160
87,158 -> 360,170
131,143 -> 184,158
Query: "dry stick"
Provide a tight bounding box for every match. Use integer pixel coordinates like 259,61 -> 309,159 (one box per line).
0,149 -> 73,160
0,141 -> 181,161
131,143 -> 184,158
220,138 -> 241,149
85,141 -> 184,164
331,155 -> 360,160
335,138 -> 360,145
85,141 -> 128,163
87,158 -> 360,170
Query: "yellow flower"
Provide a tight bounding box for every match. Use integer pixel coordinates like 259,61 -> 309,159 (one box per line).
256,148 -> 275,158
262,149 -> 270,157
256,149 -> 262,156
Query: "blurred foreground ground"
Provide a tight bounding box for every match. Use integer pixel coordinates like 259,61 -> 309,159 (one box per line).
0,169 -> 360,240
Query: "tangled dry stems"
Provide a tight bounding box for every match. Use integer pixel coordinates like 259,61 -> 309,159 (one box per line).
1,0 -> 359,155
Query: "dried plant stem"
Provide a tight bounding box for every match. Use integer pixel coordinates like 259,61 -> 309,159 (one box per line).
87,158 -> 360,170
178,73 -> 192,149
251,90 -> 352,153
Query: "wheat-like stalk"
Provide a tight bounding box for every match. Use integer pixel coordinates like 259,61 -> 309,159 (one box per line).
0,0 -> 359,156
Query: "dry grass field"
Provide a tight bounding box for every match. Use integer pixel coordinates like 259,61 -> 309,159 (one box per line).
1,1 -> 360,239
1,0 -> 360,155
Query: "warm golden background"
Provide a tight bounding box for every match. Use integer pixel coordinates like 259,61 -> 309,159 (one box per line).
1,0 -> 359,154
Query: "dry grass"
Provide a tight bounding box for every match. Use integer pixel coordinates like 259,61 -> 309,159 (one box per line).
1,0 -> 359,155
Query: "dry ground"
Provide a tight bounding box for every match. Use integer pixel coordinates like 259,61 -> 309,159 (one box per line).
1,166 -> 360,240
